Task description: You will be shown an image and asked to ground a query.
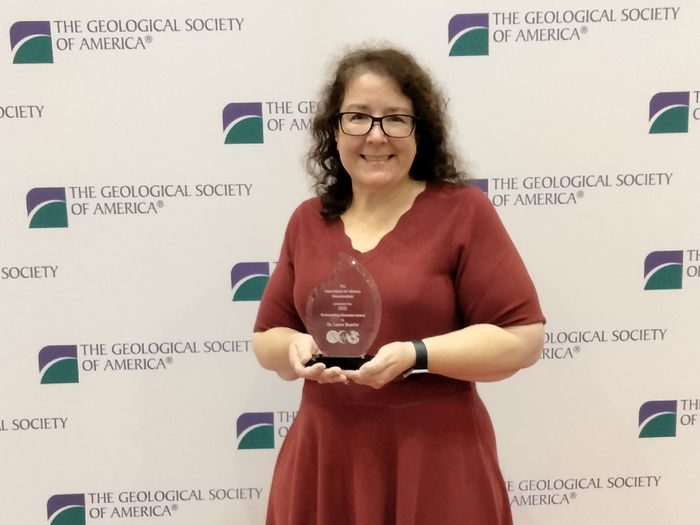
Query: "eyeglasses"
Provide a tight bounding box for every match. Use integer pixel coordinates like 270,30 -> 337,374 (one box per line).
338,112 -> 417,138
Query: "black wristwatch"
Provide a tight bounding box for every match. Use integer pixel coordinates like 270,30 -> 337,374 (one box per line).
403,340 -> 429,377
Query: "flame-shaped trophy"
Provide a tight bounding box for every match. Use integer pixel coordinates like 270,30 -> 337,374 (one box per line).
305,254 -> 382,370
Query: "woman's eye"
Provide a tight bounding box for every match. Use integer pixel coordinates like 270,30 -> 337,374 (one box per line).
387,115 -> 409,123
350,113 -> 370,121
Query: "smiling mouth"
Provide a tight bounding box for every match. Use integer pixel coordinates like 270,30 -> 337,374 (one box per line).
361,154 -> 394,162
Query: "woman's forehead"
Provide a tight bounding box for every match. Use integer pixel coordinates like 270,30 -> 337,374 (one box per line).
341,71 -> 412,111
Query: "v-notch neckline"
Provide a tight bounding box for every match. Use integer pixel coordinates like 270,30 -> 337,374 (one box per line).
337,182 -> 429,257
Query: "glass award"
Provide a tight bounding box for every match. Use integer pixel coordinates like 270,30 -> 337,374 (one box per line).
305,254 -> 381,370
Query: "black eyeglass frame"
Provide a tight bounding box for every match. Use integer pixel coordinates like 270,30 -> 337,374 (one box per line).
337,112 -> 418,138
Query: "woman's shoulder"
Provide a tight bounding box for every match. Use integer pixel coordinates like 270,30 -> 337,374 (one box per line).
286,196 -> 327,232
286,195 -> 321,220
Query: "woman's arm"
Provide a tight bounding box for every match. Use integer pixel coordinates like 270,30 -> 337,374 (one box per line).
252,327 -> 302,381
344,322 -> 544,389
424,322 -> 544,381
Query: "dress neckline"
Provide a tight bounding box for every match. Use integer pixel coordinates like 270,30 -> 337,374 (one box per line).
333,181 -> 431,260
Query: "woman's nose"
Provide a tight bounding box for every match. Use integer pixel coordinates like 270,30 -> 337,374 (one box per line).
366,121 -> 387,141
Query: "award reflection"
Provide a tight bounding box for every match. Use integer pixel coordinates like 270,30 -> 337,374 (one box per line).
305,254 -> 380,370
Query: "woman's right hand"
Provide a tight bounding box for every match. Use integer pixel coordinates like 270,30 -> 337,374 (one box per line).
289,333 -> 349,384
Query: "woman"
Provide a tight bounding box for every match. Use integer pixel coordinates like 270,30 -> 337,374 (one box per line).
253,46 -> 545,524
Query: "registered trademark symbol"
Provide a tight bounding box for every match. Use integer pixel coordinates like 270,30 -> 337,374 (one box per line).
157,200 -> 164,208
166,357 -> 174,364
581,26 -> 588,34
576,190 -> 584,199
145,35 -> 153,44
171,504 -> 178,511
574,346 -> 581,353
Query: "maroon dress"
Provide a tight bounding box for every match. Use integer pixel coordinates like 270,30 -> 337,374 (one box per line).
254,181 -> 545,524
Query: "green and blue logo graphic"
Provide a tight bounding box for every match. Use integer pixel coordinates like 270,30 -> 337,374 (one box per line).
449,14 -> 489,56
231,262 -> 270,301
47,493 -> 86,525
223,102 -> 264,144
649,92 -> 689,134
644,250 -> 683,290
39,345 -> 79,384
236,412 -> 275,449
10,21 -> 53,64
26,187 -> 68,228
639,400 -> 677,438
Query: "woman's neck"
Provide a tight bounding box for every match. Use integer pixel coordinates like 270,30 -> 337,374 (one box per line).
344,178 -> 426,227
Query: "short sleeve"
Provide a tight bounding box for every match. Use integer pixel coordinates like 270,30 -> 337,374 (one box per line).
253,208 -> 306,333
453,189 -> 545,328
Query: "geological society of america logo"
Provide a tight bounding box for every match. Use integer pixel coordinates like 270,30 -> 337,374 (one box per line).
643,250 -> 683,290
649,91 -> 689,134
27,187 -> 68,228
639,400 -> 677,438
231,262 -> 270,301
223,103 -> 264,144
39,345 -> 79,384
448,14 -> 489,56
10,21 -> 54,64
236,412 -> 275,449
47,493 -> 86,525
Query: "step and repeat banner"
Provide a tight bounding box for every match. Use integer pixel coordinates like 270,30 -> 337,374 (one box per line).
2,1 -> 698,523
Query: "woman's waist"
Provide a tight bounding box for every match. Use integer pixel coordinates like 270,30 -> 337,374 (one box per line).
301,374 -> 473,408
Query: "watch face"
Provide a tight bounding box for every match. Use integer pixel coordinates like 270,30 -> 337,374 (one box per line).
408,364 -> 429,374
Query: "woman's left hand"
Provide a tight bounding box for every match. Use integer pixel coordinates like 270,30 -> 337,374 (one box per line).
343,341 -> 415,389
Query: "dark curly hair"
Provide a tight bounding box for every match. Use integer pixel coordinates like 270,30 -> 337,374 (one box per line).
307,45 -> 467,220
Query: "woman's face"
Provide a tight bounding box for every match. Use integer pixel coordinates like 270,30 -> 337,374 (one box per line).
335,71 -> 417,192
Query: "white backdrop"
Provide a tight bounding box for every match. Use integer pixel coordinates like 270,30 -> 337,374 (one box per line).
2,1 -> 699,523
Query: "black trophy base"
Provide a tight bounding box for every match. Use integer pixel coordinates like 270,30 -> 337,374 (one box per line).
305,355 -> 373,370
